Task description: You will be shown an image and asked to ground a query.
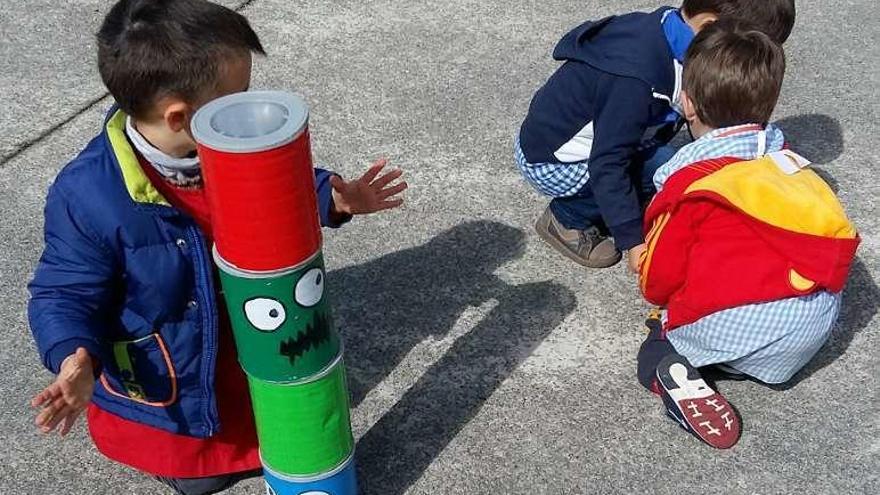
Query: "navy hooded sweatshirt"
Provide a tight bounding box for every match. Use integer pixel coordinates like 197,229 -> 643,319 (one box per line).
519,7 -> 685,250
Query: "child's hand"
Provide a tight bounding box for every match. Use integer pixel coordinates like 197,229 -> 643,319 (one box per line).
31,348 -> 96,436
627,243 -> 647,274
330,158 -> 407,216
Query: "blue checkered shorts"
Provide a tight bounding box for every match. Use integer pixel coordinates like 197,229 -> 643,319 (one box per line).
514,137 -> 590,197
666,292 -> 841,384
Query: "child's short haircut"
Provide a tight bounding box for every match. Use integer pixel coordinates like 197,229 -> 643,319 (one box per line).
681,0 -> 796,43
683,20 -> 785,129
97,0 -> 265,119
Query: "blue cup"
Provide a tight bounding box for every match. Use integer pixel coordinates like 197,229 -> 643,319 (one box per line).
263,453 -> 357,495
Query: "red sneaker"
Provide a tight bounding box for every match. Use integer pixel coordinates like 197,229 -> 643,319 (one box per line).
656,354 -> 742,449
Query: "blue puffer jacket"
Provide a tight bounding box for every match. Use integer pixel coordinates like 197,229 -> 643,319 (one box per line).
28,108 -> 339,438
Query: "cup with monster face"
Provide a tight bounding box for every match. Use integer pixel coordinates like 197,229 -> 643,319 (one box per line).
215,249 -> 341,382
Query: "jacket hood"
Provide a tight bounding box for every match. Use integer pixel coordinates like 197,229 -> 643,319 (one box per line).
553,7 -> 676,94
685,152 -> 859,292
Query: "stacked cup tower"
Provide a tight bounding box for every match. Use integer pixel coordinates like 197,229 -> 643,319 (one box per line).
192,91 -> 357,495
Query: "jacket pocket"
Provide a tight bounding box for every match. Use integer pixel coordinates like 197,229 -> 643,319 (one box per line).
100,333 -> 178,407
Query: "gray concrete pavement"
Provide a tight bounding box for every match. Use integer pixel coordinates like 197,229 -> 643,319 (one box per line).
1,0 -> 878,494
0,0 -> 243,163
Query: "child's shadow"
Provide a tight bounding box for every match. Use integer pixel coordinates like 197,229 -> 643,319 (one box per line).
327,221 -> 577,495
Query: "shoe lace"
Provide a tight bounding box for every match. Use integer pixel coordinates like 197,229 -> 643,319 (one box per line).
579,227 -> 603,247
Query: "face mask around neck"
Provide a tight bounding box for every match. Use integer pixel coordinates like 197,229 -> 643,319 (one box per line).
125,116 -> 201,179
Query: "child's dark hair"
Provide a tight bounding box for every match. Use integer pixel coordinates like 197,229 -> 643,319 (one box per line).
683,19 -> 785,128
97,0 -> 265,119
681,0 -> 796,43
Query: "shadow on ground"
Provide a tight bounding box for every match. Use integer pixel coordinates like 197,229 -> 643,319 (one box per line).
777,113 -> 845,191
775,113 -> 844,165
328,221 -> 577,495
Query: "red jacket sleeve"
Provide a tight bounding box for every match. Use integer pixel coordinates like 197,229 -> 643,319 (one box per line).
638,200 -> 709,306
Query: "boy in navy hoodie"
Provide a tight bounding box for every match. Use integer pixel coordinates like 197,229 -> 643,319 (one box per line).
516,0 -> 795,270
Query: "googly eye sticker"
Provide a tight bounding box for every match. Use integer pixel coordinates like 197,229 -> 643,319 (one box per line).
244,297 -> 287,332
294,267 -> 325,307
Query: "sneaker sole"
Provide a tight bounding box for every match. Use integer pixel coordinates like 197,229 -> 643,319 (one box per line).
534,210 -> 622,268
656,354 -> 742,449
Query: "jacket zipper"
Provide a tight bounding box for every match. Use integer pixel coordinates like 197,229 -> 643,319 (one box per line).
102,116 -> 220,437
188,225 -> 219,436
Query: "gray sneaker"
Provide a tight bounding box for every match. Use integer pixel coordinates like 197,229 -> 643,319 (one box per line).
534,206 -> 622,268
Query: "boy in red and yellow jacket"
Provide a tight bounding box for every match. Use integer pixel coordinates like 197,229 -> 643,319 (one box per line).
635,20 -> 859,449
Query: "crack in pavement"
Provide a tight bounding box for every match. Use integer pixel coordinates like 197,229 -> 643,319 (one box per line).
0,93 -> 111,167
0,0 -> 260,168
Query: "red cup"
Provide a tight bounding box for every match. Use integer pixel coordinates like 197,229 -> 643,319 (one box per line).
199,130 -> 321,271
193,91 -> 322,271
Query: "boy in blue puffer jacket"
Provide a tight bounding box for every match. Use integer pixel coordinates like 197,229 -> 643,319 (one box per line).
516,0 -> 795,270
26,1 -> 406,494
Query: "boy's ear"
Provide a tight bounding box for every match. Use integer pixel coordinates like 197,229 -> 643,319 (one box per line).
687,12 -> 718,33
163,101 -> 191,133
680,90 -> 698,123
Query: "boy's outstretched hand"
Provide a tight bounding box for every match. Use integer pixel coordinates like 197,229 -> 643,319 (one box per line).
330,158 -> 407,217
31,347 -> 95,436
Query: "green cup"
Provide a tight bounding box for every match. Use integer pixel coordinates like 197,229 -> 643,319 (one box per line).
215,249 -> 341,382
249,354 -> 354,475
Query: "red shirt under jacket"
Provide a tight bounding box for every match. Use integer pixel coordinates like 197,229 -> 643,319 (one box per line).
87,158 -> 260,478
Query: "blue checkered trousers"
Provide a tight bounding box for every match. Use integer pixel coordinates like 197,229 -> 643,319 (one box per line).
657,124 -> 842,384
514,136 -> 591,197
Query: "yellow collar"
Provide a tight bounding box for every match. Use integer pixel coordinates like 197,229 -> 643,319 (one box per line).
105,110 -> 170,206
